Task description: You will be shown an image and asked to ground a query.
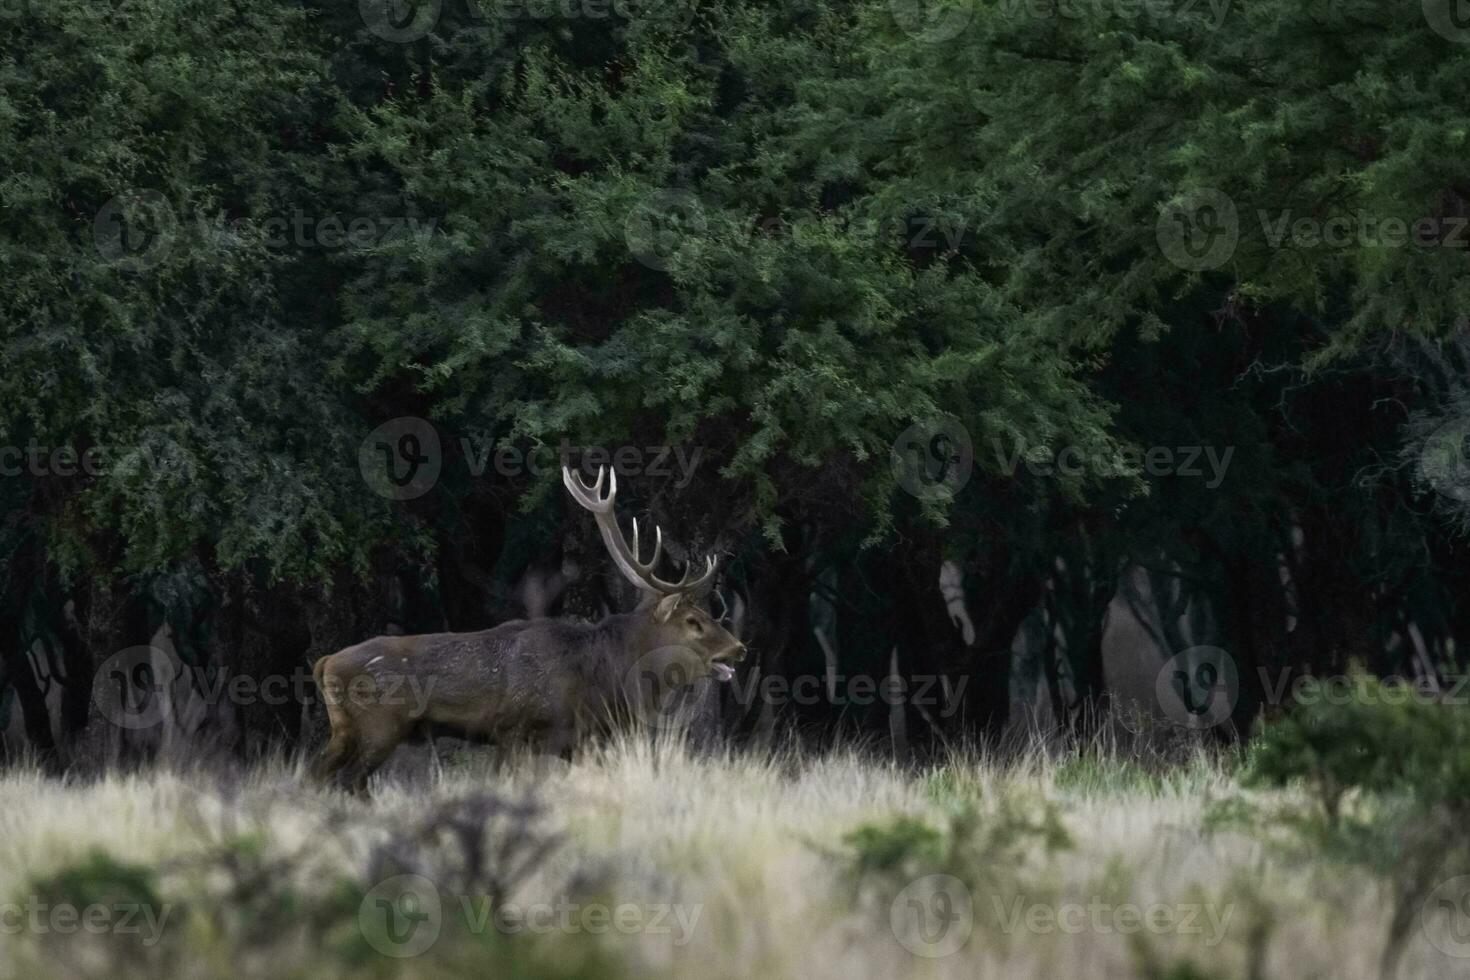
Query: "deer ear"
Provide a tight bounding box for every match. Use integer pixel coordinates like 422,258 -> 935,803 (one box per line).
653,593 -> 683,623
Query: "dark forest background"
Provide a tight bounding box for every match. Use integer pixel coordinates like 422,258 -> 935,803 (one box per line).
5,0 -> 1470,766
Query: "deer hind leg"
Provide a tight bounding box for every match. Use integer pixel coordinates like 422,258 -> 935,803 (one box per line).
311,730 -> 359,786
311,658 -> 360,786
346,714 -> 411,794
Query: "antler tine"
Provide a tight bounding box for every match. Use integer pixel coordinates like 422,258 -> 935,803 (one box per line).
678,554 -> 718,592
631,518 -> 664,572
562,464 -> 613,513
648,522 -> 664,571
643,551 -> 716,594
563,463 -> 719,596
668,554 -> 718,592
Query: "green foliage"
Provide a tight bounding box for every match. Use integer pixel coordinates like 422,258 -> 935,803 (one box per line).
7,0 -> 1470,766
1199,794 -> 1259,836
843,815 -> 946,878
0,0 -> 405,584
0,0 -> 1137,587
25,850 -> 175,974
6,0 -> 1470,571
1053,754 -> 1166,797
1245,672 -> 1470,823
20,828 -> 620,980
29,849 -> 164,916
841,796 -> 1070,891
922,766 -> 982,807
1244,678 -> 1470,975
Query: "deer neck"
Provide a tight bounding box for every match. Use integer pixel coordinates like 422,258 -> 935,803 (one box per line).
600,608 -> 666,664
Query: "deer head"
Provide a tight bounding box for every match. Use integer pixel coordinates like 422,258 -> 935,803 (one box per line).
562,465 -> 745,681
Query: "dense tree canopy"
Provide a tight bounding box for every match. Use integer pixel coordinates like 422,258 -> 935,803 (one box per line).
3,0 -> 1470,761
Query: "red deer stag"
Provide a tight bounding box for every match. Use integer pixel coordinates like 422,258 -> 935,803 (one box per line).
310,465 -> 745,790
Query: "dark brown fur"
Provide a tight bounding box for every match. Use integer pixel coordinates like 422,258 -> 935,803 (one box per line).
311,594 -> 742,790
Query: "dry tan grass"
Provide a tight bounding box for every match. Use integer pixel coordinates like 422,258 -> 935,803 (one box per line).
0,734 -> 1465,980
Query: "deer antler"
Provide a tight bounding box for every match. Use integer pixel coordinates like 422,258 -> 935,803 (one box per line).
562,465 -> 717,596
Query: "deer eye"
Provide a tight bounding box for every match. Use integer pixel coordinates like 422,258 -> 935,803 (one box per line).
686,616 -> 702,632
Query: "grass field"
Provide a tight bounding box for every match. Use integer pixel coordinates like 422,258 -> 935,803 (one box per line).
0,732 -> 1464,980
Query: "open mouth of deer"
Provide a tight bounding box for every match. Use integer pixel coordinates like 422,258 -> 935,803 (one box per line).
709,651 -> 742,683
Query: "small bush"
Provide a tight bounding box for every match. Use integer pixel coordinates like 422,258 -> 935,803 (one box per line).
841,796 -> 1070,893
1244,673 -> 1470,975
30,849 -> 165,913
1246,672 -> 1470,823
844,816 -> 946,879
23,851 -> 178,975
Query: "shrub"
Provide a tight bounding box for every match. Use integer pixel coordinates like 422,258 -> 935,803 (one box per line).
1245,672 -> 1470,975
1246,672 -> 1470,823
841,796 -> 1070,894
